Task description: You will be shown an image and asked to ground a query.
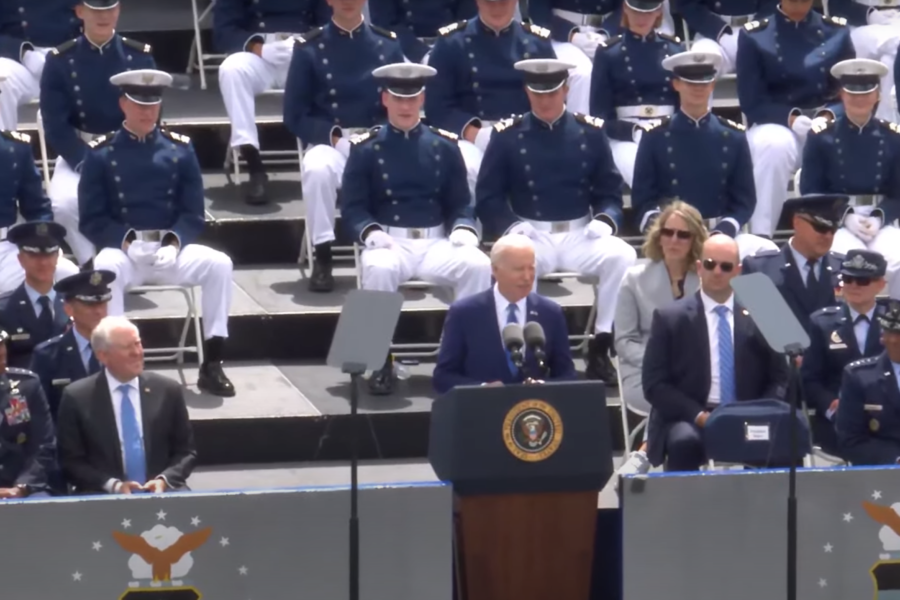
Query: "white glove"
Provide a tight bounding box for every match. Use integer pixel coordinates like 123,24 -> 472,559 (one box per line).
791,115 -> 813,138
449,228 -> 479,247
260,39 -> 294,66
585,219 -> 613,239
810,116 -> 829,131
126,240 -> 157,266
844,213 -> 875,242
570,31 -> 605,60
869,8 -> 900,24
335,137 -> 351,159
474,127 -> 493,153
364,230 -> 394,250
21,50 -> 46,79
509,221 -> 539,239
153,245 -> 178,270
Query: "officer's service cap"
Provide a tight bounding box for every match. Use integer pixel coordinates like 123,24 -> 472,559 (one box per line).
55,270 -> 116,304
8,221 -> 67,254
625,0 -> 665,12
782,194 -> 849,230
82,0 -> 120,9
110,69 -> 173,105
662,51 -> 722,84
830,59 -> 888,94
372,63 -> 436,97
878,299 -> 900,333
840,250 -> 887,278
514,59 -> 576,93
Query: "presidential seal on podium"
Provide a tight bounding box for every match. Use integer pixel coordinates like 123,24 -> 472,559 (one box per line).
502,399 -> 563,462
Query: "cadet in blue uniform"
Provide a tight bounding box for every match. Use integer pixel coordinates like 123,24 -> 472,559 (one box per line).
284,0 -> 405,293
342,63 -> 492,394
836,299 -> 900,465
679,0 -> 778,73
737,4 -> 855,239
802,250 -> 886,457
0,222 -> 72,370
588,0 -> 684,187
41,0 -> 156,266
476,59 -> 636,384
631,51 -> 777,258
0,329 -> 56,499
368,0 -> 478,63
79,70 -> 236,398
216,0 -> 328,205
0,0 -> 80,129
742,195 -> 848,334
801,59 -> 900,300
31,270 -> 112,420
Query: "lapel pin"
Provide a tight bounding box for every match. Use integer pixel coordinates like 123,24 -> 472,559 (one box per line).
529,310 -> 538,316
144,388 -> 151,393
66,347 -> 73,351
742,309 -> 749,316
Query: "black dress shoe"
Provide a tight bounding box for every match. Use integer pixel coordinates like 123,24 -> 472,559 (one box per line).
367,361 -> 395,396
584,334 -> 618,386
197,362 -> 236,397
308,261 -> 335,292
245,170 -> 269,205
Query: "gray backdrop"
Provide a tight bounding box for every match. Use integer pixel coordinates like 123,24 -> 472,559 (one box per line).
1,482 -> 452,600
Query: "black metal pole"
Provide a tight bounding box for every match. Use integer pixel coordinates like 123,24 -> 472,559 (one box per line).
349,371 -> 360,600
784,346 -> 803,600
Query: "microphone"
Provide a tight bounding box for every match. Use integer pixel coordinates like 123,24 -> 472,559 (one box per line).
502,323 -> 525,369
524,321 -> 547,375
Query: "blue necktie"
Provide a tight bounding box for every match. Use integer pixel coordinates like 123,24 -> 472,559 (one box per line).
506,303 -> 519,375
86,343 -> 100,374
119,385 -> 147,484
714,305 -> 735,404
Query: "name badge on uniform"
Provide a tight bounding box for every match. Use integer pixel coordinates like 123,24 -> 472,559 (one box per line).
51,378 -> 72,386
864,404 -> 884,412
16,432 -> 26,445
3,397 -> 30,425
871,418 -> 881,432
829,331 -> 847,350
10,333 -> 30,341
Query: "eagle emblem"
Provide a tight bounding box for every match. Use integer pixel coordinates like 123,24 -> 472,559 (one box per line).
90,271 -> 102,286
502,400 -> 564,462
141,72 -> 155,85
113,526 -> 213,585
36,223 -> 48,236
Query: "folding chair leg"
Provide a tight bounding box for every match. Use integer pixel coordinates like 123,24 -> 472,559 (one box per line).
190,0 -> 208,90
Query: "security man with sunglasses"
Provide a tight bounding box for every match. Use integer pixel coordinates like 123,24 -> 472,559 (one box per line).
802,249 -> 887,457
742,194 -> 848,334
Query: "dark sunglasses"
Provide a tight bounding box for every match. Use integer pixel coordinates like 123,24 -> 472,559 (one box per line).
799,215 -> 837,235
702,258 -> 735,273
843,275 -> 873,286
661,227 -> 692,240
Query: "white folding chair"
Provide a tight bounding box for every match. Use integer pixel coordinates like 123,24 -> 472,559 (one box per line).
224,89 -> 300,181
129,285 -> 204,365
537,272 -> 599,353
187,0 -> 225,91
618,364 -> 650,453
35,108 -> 52,190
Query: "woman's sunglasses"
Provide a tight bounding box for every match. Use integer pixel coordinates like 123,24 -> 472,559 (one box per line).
661,227 -> 692,240
702,258 -> 735,273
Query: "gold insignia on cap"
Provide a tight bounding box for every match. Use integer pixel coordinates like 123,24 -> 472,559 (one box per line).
693,53 -> 705,63
36,223 -> 48,236
141,72 -> 154,85
90,272 -> 102,286
831,331 -> 842,344
871,418 -> 880,432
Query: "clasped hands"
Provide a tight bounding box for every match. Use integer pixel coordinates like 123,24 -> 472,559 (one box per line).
844,213 -> 882,243
125,240 -> 179,269
115,478 -> 168,494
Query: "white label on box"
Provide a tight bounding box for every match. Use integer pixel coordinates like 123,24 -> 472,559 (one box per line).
746,425 -> 770,442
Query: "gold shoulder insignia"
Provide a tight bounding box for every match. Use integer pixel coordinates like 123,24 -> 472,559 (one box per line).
825,15 -> 847,26
370,24 -> 398,39
525,22 -> 551,39
50,38 -> 78,56
2,130 -> 31,144
717,115 -> 745,131
599,35 -> 623,49
880,120 -> 900,134
296,27 -> 323,44
811,119 -> 834,134
350,130 -> 375,145
657,31 -> 681,44
744,18 -> 769,31
493,115 -> 523,133
121,37 -> 152,53
574,113 -> 605,128
430,127 -> 459,141
162,129 -> 191,144
438,20 -> 467,36
88,134 -> 111,148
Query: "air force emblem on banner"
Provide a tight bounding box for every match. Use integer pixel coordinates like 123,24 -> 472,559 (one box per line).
502,400 -> 563,462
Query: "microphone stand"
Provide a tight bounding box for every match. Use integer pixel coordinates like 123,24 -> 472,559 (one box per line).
783,343 -> 803,600
533,346 -> 548,381
342,362 -> 365,600
510,346 -> 525,381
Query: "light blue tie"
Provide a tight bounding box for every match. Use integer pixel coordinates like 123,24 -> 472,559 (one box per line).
714,305 -> 736,405
119,385 -> 147,484
506,303 -> 519,375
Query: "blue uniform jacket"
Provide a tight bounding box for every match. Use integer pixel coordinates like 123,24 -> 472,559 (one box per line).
631,112 -> 756,236
41,35 -> 156,170
0,287 -> 69,370
675,0 -> 779,42
369,0 -> 478,62
802,302 -> 885,417
283,22 -> 405,148
741,244 -> 844,334
800,117 -> 900,226
475,111 -> 624,238
589,31 -> 683,143
0,131 -> 53,228
341,123 -> 476,242
213,0 -> 328,54
836,353 -> 900,465
0,0 -> 80,61
30,328 -> 99,421
0,369 -> 56,493
736,11 -> 854,128
425,19 -> 556,136
433,289 -> 577,394
77,128 -> 205,251
527,0 -> 619,43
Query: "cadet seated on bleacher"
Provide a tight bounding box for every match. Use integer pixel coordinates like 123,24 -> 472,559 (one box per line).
283,0 -> 406,294
368,0 -> 478,63
682,0 -> 777,74
836,299 -> 900,465
800,59 -> 900,300
215,0 -> 328,206
802,250 -> 887,458
0,0 -> 82,130
736,4 -> 855,240
475,58 -> 637,387
42,0 -> 156,267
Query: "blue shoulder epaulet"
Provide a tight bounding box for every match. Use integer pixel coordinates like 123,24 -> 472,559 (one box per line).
812,305 -> 842,319
161,128 -> 191,144
743,18 -> 769,32
574,113 -> 605,129
493,114 -> 525,133
0,130 -> 31,144
878,119 -> 900,135
598,35 -> 622,49
370,24 -> 398,39
810,118 -> 835,135
438,20 -> 467,36
716,115 -> 746,131
88,132 -> 116,149
350,130 -> 376,145
121,37 -> 152,53
524,22 -> 551,39
6,367 -> 38,379
848,356 -> 879,369
296,27 -> 324,44
823,14 -> 848,26
643,116 -> 672,132
656,31 -> 681,43
49,38 -> 78,56
429,126 -> 459,141
753,249 -> 781,258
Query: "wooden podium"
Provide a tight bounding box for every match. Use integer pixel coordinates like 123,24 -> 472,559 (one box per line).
428,381 -> 612,600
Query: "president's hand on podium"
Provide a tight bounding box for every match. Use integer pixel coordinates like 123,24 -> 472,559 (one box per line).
482,381 -> 504,387
695,411 -> 710,428
524,378 -> 545,385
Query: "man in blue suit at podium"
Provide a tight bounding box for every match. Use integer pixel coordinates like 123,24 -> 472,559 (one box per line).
433,234 -> 577,394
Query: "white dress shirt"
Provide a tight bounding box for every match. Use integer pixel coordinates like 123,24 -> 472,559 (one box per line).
72,327 -> 92,371
23,284 -> 56,318
848,305 -> 876,354
103,370 -> 144,493
493,284 -> 527,349
788,239 -> 819,286
700,291 -> 735,406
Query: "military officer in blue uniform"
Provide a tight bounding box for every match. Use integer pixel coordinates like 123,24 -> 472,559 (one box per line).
216,0 -> 328,205
631,51 -> 777,258
0,0 -> 81,130
588,0 -> 684,187
476,59 -> 636,384
800,59 -> 900,300
836,298 -> 900,465
79,70 -> 236,398
679,0 -> 778,73
41,0 -> 156,267
0,222 -> 72,370
368,0 -> 478,63
736,4 -> 856,239
0,329 -> 56,499
284,0 -> 405,293
31,270 -> 111,420
342,63 -> 492,394
742,195 -> 848,334
802,249 -> 887,457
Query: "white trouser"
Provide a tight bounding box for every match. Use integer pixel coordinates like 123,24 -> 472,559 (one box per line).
850,23 -> 900,122
362,236 -> 492,299
609,139 -> 638,188
531,226 -> 637,333
0,52 -> 46,130
550,41 -> 592,115
301,144 -> 347,246
218,51 -> 290,149
691,29 -> 740,74
48,156 -> 97,265
746,123 -> 803,237
94,242 -> 233,339
0,240 -> 79,298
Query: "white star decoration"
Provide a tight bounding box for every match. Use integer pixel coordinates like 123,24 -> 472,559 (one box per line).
156,510 -> 167,521
824,543 -> 833,553
72,572 -> 82,582
219,537 -> 230,547
238,566 -> 248,576
121,518 -> 132,529
874,490 -> 883,500
819,579 -> 827,588
191,516 -> 201,527
92,541 -> 102,552
843,512 -> 854,523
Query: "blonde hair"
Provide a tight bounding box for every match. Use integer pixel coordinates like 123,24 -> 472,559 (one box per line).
621,6 -> 664,30
642,200 -> 709,265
